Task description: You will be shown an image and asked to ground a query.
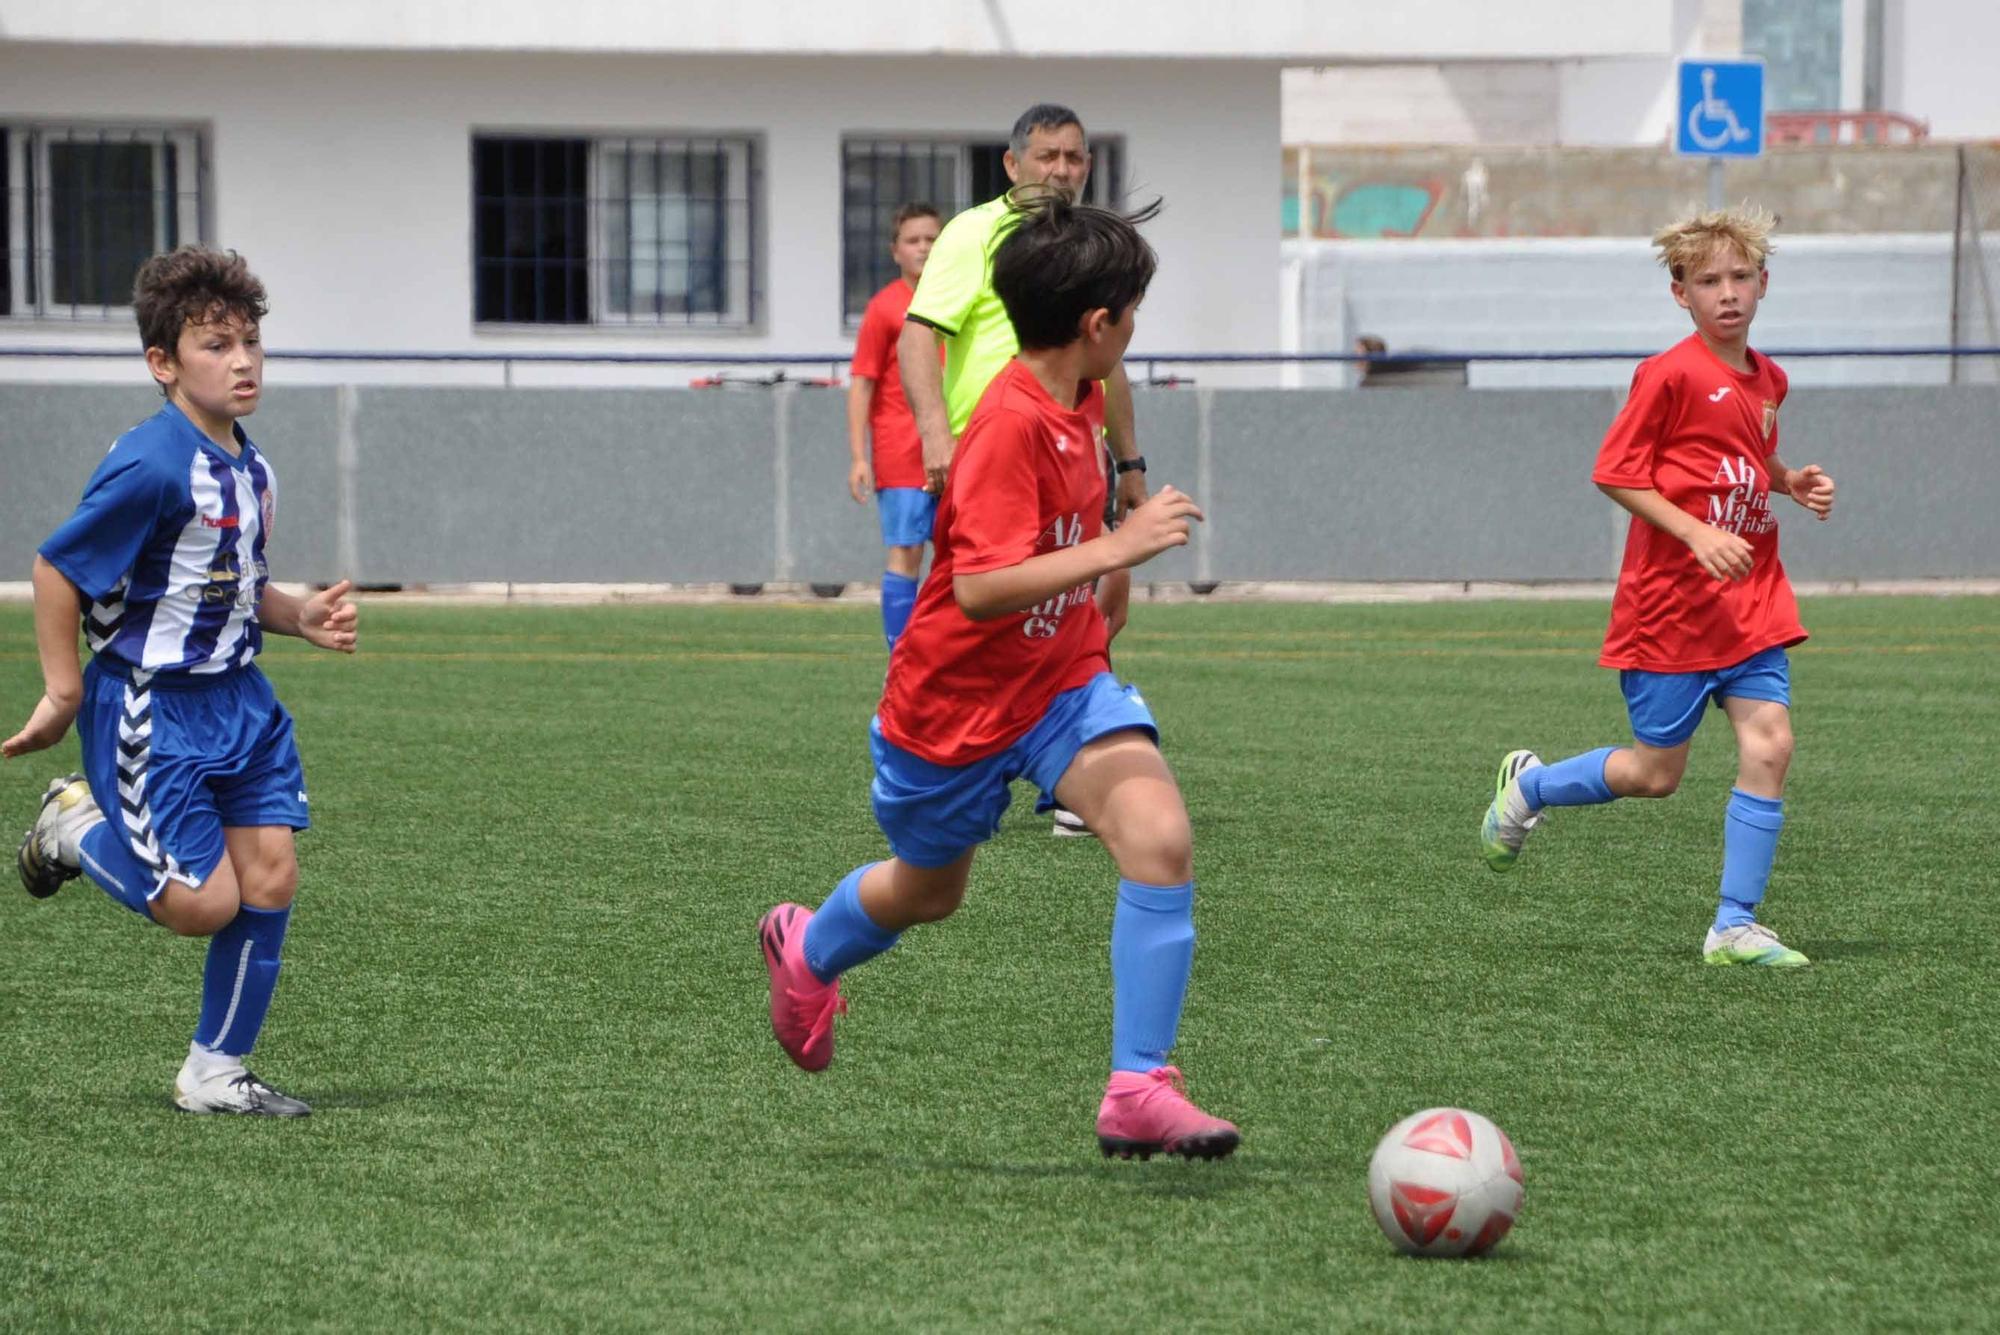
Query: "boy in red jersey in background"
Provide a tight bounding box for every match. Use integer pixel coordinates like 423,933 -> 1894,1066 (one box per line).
760,193 -> 1240,1161
848,203 -> 942,650
1481,206 -> 1836,967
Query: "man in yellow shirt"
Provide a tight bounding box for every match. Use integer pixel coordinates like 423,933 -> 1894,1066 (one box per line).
899,103 -> 1151,837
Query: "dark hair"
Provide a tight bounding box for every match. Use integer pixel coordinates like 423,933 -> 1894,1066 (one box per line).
133,245 -> 267,361
890,202 -> 940,240
1009,103 -> 1085,156
990,192 -> 1160,351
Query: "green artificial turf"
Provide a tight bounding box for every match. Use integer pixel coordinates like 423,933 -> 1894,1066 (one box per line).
2,596 -> 1995,1332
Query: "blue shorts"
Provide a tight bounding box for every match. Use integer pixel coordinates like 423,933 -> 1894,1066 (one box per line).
78,659 -> 310,894
870,671 -> 1158,867
877,487 -> 938,548
1620,646 -> 1791,749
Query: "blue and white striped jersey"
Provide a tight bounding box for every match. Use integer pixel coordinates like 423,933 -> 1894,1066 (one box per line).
40,401 -> 276,678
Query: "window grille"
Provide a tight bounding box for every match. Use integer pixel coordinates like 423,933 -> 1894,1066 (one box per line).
2,125 -> 204,320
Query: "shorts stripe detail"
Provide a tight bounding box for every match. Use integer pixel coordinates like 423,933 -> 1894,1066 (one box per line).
114,672 -> 188,892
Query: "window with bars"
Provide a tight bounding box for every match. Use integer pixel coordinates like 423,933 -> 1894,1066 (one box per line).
473,133 -> 757,327
841,136 -> 1124,323
2,125 -> 204,321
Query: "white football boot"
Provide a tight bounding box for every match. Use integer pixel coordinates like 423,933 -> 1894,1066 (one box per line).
174,1047 -> 312,1117
17,774 -> 103,899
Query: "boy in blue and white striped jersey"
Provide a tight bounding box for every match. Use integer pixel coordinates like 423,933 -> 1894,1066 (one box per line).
7,246 -> 357,1117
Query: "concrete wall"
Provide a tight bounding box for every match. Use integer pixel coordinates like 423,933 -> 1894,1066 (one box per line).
6,383 -> 1995,587
1282,144 -> 1998,241
1285,233 -> 1996,390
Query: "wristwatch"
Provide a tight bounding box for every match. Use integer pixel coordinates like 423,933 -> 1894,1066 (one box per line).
1114,455 -> 1147,475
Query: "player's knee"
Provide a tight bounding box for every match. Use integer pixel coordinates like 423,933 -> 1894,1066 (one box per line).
907,880 -> 966,924
1109,806 -> 1193,884
155,880 -> 242,937
1627,763 -> 1684,799
1747,724 -> 1794,776
237,849 -> 299,909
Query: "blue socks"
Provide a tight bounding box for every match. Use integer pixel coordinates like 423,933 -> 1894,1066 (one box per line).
1110,878 -> 1195,1073
78,820 -> 159,918
193,903 -> 291,1057
1715,789 -> 1784,930
1521,747 -> 1618,810
803,864 -> 901,982
881,572 -> 919,649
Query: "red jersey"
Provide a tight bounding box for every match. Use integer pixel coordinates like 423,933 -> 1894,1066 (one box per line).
1593,333 -> 1806,672
850,279 -> 926,490
877,361 -> 1110,765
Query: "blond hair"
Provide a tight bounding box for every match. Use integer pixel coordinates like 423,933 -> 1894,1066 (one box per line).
1653,205 -> 1776,281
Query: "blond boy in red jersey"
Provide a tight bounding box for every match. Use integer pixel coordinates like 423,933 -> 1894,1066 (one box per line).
1481,207 -> 1837,967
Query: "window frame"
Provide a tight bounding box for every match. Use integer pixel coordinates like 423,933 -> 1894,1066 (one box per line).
470,129 -> 763,332
1,121 -> 206,323
838,133 -> 1126,328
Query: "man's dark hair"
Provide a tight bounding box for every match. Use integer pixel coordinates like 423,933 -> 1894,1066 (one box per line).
890,201 -> 940,239
133,245 -> 267,359
1009,103 -> 1085,156
991,192 -> 1161,351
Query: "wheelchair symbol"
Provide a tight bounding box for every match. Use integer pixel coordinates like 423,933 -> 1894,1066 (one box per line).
1686,68 -> 1752,151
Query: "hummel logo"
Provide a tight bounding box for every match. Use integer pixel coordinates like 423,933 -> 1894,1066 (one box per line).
1055,437 -> 1069,452
297,790 -> 309,805
1708,387 -> 1733,402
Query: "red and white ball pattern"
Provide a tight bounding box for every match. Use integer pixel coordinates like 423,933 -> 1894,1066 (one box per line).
1367,1108 -> 1523,1258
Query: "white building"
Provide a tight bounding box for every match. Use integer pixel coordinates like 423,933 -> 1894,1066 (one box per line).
1285,0 -> 2000,147
0,0 -> 1679,384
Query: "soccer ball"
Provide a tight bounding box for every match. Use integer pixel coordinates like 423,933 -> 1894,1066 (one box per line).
1367,1107 -> 1523,1258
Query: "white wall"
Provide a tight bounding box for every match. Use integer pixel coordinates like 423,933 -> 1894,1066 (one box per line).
1286,0 -> 1739,148
1285,233 -> 1966,388
0,0 -> 1674,61
1884,0 -> 2000,138
0,45 -> 1279,382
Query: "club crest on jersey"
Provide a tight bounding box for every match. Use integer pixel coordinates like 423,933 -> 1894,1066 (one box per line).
1761,400 -> 1778,441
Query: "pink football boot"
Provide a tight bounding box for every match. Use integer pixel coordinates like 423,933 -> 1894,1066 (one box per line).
759,903 -> 847,1072
1096,1066 -> 1241,1161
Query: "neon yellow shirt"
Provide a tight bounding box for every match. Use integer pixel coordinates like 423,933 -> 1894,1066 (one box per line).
906,194 -> 1020,435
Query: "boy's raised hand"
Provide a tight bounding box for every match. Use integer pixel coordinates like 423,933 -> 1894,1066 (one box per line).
299,580 -> 359,654
1787,464 -> 1836,520
1685,524 -> 1755,582
1113,484 -> 1204,566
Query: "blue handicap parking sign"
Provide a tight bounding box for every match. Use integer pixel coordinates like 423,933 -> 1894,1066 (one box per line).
1676,58 -> 1765,157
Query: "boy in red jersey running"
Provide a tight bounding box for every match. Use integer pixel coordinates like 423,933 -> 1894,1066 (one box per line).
760,194 -> 1240,1161
1480,206 -> 1836,967
848,202 -> 942,650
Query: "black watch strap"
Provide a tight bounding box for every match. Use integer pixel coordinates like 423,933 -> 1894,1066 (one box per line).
1114,455 -> 1147,475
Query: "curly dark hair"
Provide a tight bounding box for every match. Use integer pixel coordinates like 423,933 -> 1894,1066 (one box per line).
132,245 -> 268,361
991,191 -> 1160,351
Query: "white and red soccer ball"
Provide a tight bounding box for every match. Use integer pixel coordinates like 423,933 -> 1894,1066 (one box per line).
1367,1108 -> 1523,1258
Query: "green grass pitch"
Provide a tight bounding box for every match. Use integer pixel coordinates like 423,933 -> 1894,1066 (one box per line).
2,595 -> 1996,1331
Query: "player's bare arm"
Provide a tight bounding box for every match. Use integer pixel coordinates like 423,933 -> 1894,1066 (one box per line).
955,485 -> 1202,621
1598,483 -> 1754,581
846,374 -> 876,503
2,555 -> 87,758
260,579 -> 359,654
1104,364 -> 1148,518
899,319 -> 955,493
1769,456 -> 1835,520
